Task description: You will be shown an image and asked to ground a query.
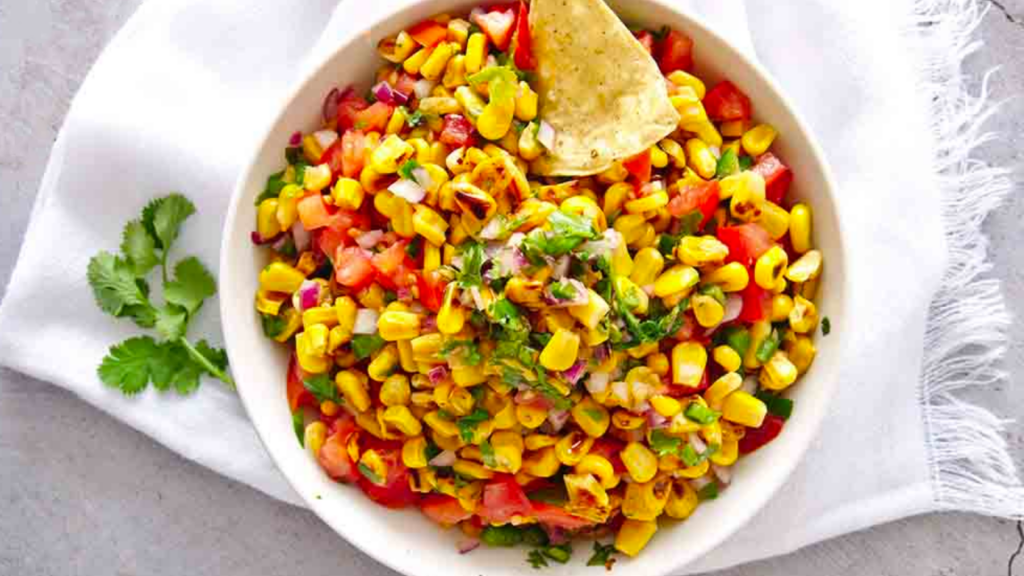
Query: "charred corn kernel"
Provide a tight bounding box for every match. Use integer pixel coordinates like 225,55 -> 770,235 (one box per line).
616,519 -> 657,557
770,294 -> 794,322
402,45 -> 433,74
622,442 -> 658,483
464,32 -> 487,73
625,189 -> 669,214
419,42 -> 454,80
539,329 -> 580,372
613,214 -> 647,245
759,201 -> 790,240
676,236 -> 729,267
333,371 -> 369,413
786,334 -> 817,374
453,459 -> 494,480
411,205 -> 448,247
713,346 -> 742,374
452,182 -> 497,220
741,124 -> 778,157
568,288 -> 611,330
789,295 -> 818,333
722,390 -> 767,428
704,372 -> 743,411
259,262 -> 305,293
526,434 -> 559,451
664,480 -> 699,519
256,198 -> 282,239
334,296 -> 357,340
437,286 -> 465,335
330,177 -> 364,211
629,247 -> 665,287
505,276 -> 545,308
522,446 -> 560,478
744,320 -> 772,369
378,31 -> 418,63
786,249 -> 823,283
719,119 -> 750,138
672,341 -> 708,387
646,352 -> 670,377
654,265 -> 700,298
789,203 -> 813,254
516,403 -> 548,429
685,138 -> 717,179
274,308 -> 302,342
452,365 -> 487,387
651,395 -> 683,418
612,410 -> 646,430
302,306 -> 339,330
370,135 -> 414,174
423,410 -> 460,438
359,164 -> 388,193
368,344 -> 400,381
575,454 -> 618,489
602,182 -> 632,216
666,69 -> 706,98
622,476 -> 671,521
703,262 -> 749,292
295,328 -> 330,373
255,289 -> 287,316
728,172 -> 766,222
755,246 -> 789,290
402,437 -> 430,469
383,405 -> 422,436
555,431 -> 595,466
304,421 -> 328,458
446,17 -> 471,47
515,81 -> 538,121
377,310 -> 421,341
379,374 -> 412,407
760,351 -> 799,391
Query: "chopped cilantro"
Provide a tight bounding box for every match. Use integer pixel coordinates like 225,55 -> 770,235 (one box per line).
738,155 -> 755,171
822,316 -> 832,335
587,541 -> 618,568
351,333 -> 386,360
480,439 -> 498,468
292,409 -> 305,447
697,481 -> 719,501
254,170 -> 287,205
649,429 -> 682,457
549,281 -> 578,301
527,549 -> 549,569
456,241 -> 486,287
398,159 -> 421,181
303,373 -> 340,405
715,148 -> 740,179
261,313 -> 287,338
755,391 -> 795,420
684,402 -> 719,425
457,408 -> 490,442
441,339 -> 483,366
405,236 -> 423,259
718,326 -> 752,358
481,525 -> 524,547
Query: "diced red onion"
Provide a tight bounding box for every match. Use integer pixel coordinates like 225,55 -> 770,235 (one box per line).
288,131 -> 302,146
457,537 -> 481,554
551,255 -> 570,279
313,129 -> 338,151
271,233 -> 291,252
741,375 -> 758,395
322,87 -> 342,124
413,79 -> 436,99
579,229 -> 621,259
250,231 -> 280,245
512,247 -> 529,270
429,450 -> 457,467
297,280 -> 321,311
543,526 -> 569,546
372,81 -> 409,106
712,464 -> 732,485
479,218 -> 504,240
593,345 -> 609,363
397,286 -> 414,302
586,372 -> 610,396
388,179 -> 426,203
355,229 -> 384,249
688,432 -> 708,454
689,476 -> 713,491
722,295 -> 743,324
411,167 -> 435,190
353,309 -> 379,334
291,222 -> 311,252
537,120 -> 555,150
646,409 -> 668,429
547,409 -> 570,434
428,365 -> 449,386
422,315 -> 438,333
561,361 -> 587,385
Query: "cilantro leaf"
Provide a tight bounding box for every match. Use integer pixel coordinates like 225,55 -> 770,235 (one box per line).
398,159 -> 421,181
98,336 -> 162,395
142,193 -> 195,250
649,429 -> 682,457
697,481 -> 719,501
120,220 -> 159,276
163,256 -> 216,316
738,155 -> 754,171
715,148 -> 739,179
587,541 -> 618,568
261,313 -> 287,338
457,408 -> 490,442
254,170 -> 288,206
352,333 -> 386,360
87,252 -> 155,325
293,410 -> 305,447
549,281 -> 578,301
480,439 -> 498,468
456,242 -> 486,288
155,304 -> 189,340
822,316 -> 831,335
303,373 -> 340,405
527,549 -> 548,569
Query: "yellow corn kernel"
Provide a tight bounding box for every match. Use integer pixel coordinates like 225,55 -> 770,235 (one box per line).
650,395 -> 683,418
786,249 -> 823,283
476,102 -> 514,141
672,341 -> 708,387
320,399 -> 341,418
670,86 -> 707,126
768,294 -> 793,323
612,410 -> 646,430
273,308 -> 302,343
274,184 -> 302,229
615,276 -> 649,316
258,262 -> 305,293
613,214 -> 647,245
789,295 -> 818,333
621,442 -> 658,484
295,328 -> 330,374
420,243 -> 441,274
410,206 -> 448,248
328,178 -> 364,212
522,447 -> 560,478
554,431 -> 595,466
646,352 -> 670,377
434,289 -> 463,337
666,69 -> 706,98
615,519 -> 658,557
568,288 -> 611,330
622,476 -> 671,521
385,106 -> 407,136
402,436 -> 430,469
452,365 -> 487,387
629,248 -> 665,287
453,459 -> 494,480
302,306 -> 339,330
718,119 -> 749,138
370,135 -> 414,174
525,434 -> 558,451
516,403 -> 548,429
741,124 -> 778,157
703,372 -> 743,411
633,224 -> 656,249
464,32 -> 488,73
304,421 -> 328,458
539,329 -> 580,372
758,201 -> 790,240
300,134 -> 323,165
410,333 -> 444,364
367,344 -> 399,381
789,203 -> 813,254
541,309 -> 576,333
419,42 -> 454,81
710,433 -> 739,467
754,246 -> 789,290
653,265 -> 700,298
332,370 -> 368,413
712,346 -> 742,374
611,237 -> 635,277
377,310 -> 421,341
722,390 -> 767,428
378,31 -> 418,63
567,397 -> 607,439
442,54 -> 468,90
396,340 -> 416,373
255,289 -> 287,316
256,198 -> 282,239
417,96 -> 460,116
515,81 -> 538,121
676,236 -> 729,268
685,138 -> 717,179
703,262 -> 749,292
561,196 -> 606,232
517,122 -> 543,161
625,189 -> 669,214
664,479 -> 699,519
423,410 -> 460,438
602,182 -> 632,217
675,458 -> 709,479
785,334 -> 817,374
648,145 -> 669,170
359,164 -> 388,194
760,350 -> 799,391
378,374 -> 411,407
576,454 -> 619,489
402,45 -> 433,74
382,405 -> 422,437
446,17 -> 471,47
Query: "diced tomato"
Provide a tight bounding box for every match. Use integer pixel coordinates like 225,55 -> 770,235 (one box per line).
439,114 -> 475,148
285,354 -> 316,411
352,102 -> 394,133
703,80 -> 752,121
394,72 -> 418,98
670,312 -> 700,342
296,194 -> 333,230
717,223 -> 774,267
657,29 -> 694,74
336,90 -> 370,130
417,269 -> 448,312
588,437 -> 627,475
512,0 -> 536,70
737,275 -> 770,322
357,448 -> 419,509
634,30 -> 655,54
664,366 -> 710,396
668,180 -> 720,226
316,227 -> 347,263
739,414 -> 785,454
478,475 -> 533,524
471,6 -> 516,51
409,19 -> 448,47
421,494 -> 473,526
319,139 -> 345,176
334,246 -> 375,288
531,502 -> 595,530
370,240 -> 410,277
341,130 -> 368,178
623,149 -> 652,184
318,429 -> 359,483
751,152 -> 793,205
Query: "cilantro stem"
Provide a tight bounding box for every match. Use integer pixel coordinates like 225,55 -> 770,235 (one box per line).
160,251 -> 170,284
177,337 -> 235,388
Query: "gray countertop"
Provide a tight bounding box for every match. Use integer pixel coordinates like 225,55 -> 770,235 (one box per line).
2,1 -> 1023,575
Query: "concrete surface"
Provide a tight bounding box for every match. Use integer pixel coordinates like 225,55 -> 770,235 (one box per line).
1,1 -> 1023,575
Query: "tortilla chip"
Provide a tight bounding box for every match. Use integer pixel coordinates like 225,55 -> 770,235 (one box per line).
529,0 -> 681,176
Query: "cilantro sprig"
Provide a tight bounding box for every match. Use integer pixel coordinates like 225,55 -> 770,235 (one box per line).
586,541 -> 618,569
88,193 -> 233,395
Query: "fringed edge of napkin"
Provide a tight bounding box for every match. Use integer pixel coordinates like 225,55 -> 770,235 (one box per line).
911,0 -> 1024,519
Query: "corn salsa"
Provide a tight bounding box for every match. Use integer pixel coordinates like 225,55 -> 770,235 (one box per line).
252,0 -> 823,563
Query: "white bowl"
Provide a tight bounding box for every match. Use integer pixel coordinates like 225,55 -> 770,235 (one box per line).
220,1 -> 849,574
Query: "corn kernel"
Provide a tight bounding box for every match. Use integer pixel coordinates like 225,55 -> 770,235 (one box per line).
522,446 -> 560,478
625,190 -> 669,214
759,201 -> 790,240
370,135 -> 414,174
703,262 -> 749,292
653,265 -> 699,298
403,436 -> 430,468
646,352 -> 670,376
712,346 -> 742,373
685,138 -> 717,179
785,334 -> 817,374
622,476 -> 671,521
629,247 -> 665,287
554,431 -> 595,466
256,198 -> 282,239
650,395 -> 683,418
382,405 -> 422,436
741,124 -> 778,157
615,519 -> 657,557
515,81 -> 538,121
754,246 -> 789,290
464,32 -> 488,74
786,249 -> 823,283
403,45 -> 433,74
568,288 -> 611,330
621,442 -> 658,484
727,171 -> 766,222
722,391 -> 767,428
664,479 -> 699,519
789,203 -> 813,254
295,328 -> 330,374
368,344 -> 400,381
336,370 -> 371,412
704,372 -> 743,410
516,403 -> 548,429
378,31 -> 418,63
259,262 -> 305,293
744,320 -> 772,369
571,397 -> 610,438
789,295 -> 818,333
420,42 -> 455,81
676,236 -> 729,267
304,421 -> 328,458
760,350 -> 799,391
667,70 -> 706,98
672,342 -> 707,387
377,310 -> 421,341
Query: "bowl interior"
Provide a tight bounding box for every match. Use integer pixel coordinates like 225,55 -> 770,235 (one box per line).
220,1 -> 848,574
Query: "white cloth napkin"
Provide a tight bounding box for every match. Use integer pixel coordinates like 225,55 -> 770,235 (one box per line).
0,0 -> 1019,573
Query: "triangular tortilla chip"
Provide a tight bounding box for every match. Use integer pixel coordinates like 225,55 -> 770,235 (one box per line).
529,0 -> 681,176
